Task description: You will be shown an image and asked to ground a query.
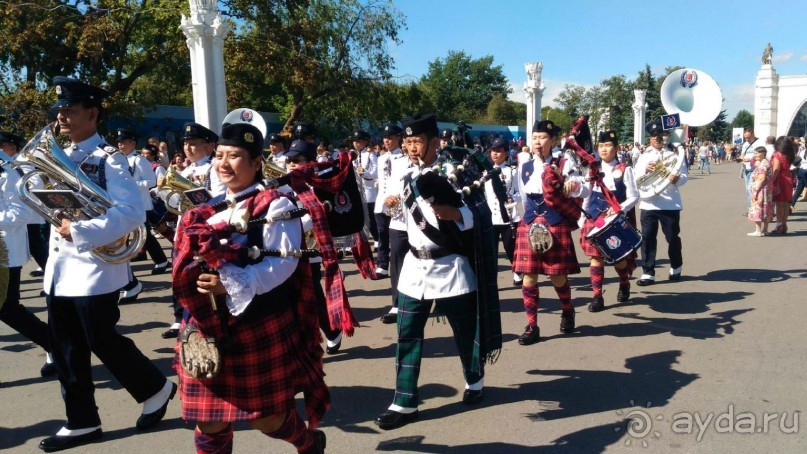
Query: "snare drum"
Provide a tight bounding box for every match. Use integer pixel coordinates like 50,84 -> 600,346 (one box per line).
585,213 -> 643,264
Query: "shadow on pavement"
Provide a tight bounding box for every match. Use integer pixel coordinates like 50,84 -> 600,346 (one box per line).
700,268 -> 807,283
0,419 -> 63,450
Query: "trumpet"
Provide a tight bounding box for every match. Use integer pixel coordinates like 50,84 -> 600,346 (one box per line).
13,124 -> 146,264
158,165 -> 198,215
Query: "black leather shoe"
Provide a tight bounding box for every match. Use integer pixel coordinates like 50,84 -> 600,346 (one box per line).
30,268 -> 44,277
462,389 -> 484,405
588,295 -> 605,313
669,273 -> 682,281
636,277 -> 654,287
151,262 -> 170,275
307,429 -> 326,454
560,310 -> 575,334
518,325 -> 540,345
40,362 -> 57,377
39,429 -> 103,452
375,409 -> 419,430
136,382 -> 177,430
380,312 -> 397,324
616,284 -> 631,303
325,338 -> 342,355
160,328 -> 180,339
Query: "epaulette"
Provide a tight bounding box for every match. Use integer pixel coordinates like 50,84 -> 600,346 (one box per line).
98,143 -> 120,155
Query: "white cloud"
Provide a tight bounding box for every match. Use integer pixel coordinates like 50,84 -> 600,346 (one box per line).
801,53 -> 807,61
773,52 -> 793,63
721,83 -> 755,120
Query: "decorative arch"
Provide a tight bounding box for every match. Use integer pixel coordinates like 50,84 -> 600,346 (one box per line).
785,98 -> 807,137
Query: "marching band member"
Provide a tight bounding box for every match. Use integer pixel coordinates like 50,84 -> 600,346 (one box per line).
635,119 -> 688,286
352,130 -> 379,243
375,113 -> 501,430
158,122 -> 225,340
116,129 -> 166,301
39,76 -> 175,452
580,130 -> 639,312
373,122 -> 404,278
175,123 -> 326,454
378,133 -> 418,324
485,137 -> 522,286
268,133 -> 288,170
514,120 -> 585,346
439,128 -> 453,149
0,133 -> 56,377
284,139 -> 345,354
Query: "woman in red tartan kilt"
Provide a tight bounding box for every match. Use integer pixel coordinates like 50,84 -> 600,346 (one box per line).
174,123 -> 327,454
581,131 -> 640,313
514,120 -> 585,346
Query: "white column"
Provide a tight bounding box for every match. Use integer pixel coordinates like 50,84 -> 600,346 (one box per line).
181,0 -> 230,134
632,89 -> 648,145
524,62 -> 544,147
754,63 -> 779,139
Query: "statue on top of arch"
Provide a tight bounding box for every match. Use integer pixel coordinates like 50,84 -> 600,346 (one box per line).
762,43 -> 773,65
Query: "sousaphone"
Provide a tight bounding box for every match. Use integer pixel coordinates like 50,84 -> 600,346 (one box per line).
637,68 -> 723,198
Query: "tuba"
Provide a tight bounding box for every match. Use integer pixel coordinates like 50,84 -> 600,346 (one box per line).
637,68 -> 722,199
13,124 -> 146,264
159,165 -> 198,214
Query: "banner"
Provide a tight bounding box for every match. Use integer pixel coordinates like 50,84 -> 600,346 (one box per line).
732,127 -> 744,144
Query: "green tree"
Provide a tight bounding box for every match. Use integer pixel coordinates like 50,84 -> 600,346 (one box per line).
222,0 -> 405,131
419,50 -> 510,123
480,93 -> 525,126
0,0 -> 191,135
540,106 -> 575,133
731,109 -> 754,130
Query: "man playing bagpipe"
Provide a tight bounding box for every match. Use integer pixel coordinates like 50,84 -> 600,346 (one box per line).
375,113 -> 501,430
172,123 -> 356,453
579,130 -> 640,312
514,120 -> 586,346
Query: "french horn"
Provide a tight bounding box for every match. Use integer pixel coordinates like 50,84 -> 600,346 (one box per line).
13,124 -> 146,264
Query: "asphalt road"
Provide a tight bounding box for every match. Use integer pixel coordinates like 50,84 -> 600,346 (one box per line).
1,161 -> 805,453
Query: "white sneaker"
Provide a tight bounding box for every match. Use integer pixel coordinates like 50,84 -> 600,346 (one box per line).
375,267 -> 389,276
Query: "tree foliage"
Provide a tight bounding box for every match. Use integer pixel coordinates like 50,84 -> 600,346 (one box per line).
731,109 -> 754,130
419,51 -> 510,123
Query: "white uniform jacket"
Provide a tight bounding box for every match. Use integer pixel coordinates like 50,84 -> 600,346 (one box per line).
44,133 -> 145,296
0,160 -> 42,267
484,164 -> 521,225
634,145 -> 688,211
126,152 -> 157,210
396,166 -> 477,300
374,148 -> 401,213
355,148 -> 378,202
386,155 -> 416,231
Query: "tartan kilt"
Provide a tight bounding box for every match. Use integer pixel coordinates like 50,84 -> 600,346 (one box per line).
175,305 -> 319,422
579,217 -> 637,273
513,217 -> 581,276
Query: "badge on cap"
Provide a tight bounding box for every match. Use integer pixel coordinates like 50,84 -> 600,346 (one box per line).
547,123 -> 553,130
405,127 -> 412,135
241,110 -> 253,122
244,132 -> 254,143
55,85 -> 62,95
609,132 -> 615,139
186,125 -> 192,132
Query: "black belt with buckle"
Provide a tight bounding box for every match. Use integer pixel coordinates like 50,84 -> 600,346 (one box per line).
409,246 -> 451,260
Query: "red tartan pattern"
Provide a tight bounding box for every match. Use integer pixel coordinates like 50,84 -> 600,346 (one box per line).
513,217 -> 581,276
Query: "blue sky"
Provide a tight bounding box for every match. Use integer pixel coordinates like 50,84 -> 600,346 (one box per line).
388,0 -> 807,120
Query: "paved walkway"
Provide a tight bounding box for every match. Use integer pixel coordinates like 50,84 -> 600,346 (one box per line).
1,161 -> 805,453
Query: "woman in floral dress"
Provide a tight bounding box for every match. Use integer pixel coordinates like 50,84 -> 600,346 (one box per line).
748,146 -> 772,236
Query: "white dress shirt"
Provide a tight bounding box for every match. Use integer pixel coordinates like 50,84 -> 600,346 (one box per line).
386,156 -> 416,231
484,164 -> 521,224
634,145 -> 688,211
580,159 -> 639,221
44,133 -> 145,296
209,184 -> 301,315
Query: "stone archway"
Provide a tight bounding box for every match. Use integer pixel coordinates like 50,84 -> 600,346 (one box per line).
755,60 -> 807,138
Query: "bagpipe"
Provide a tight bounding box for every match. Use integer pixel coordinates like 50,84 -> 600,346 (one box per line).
557,116 -> 643,264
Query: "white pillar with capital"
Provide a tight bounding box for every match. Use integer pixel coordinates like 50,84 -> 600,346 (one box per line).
754,63 -> 779,138
181,0 -> 230,134
632,89 -> 648,145
524,62 -> 544,147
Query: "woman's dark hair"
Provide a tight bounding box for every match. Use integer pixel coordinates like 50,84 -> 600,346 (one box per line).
775,136 -> 796,162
